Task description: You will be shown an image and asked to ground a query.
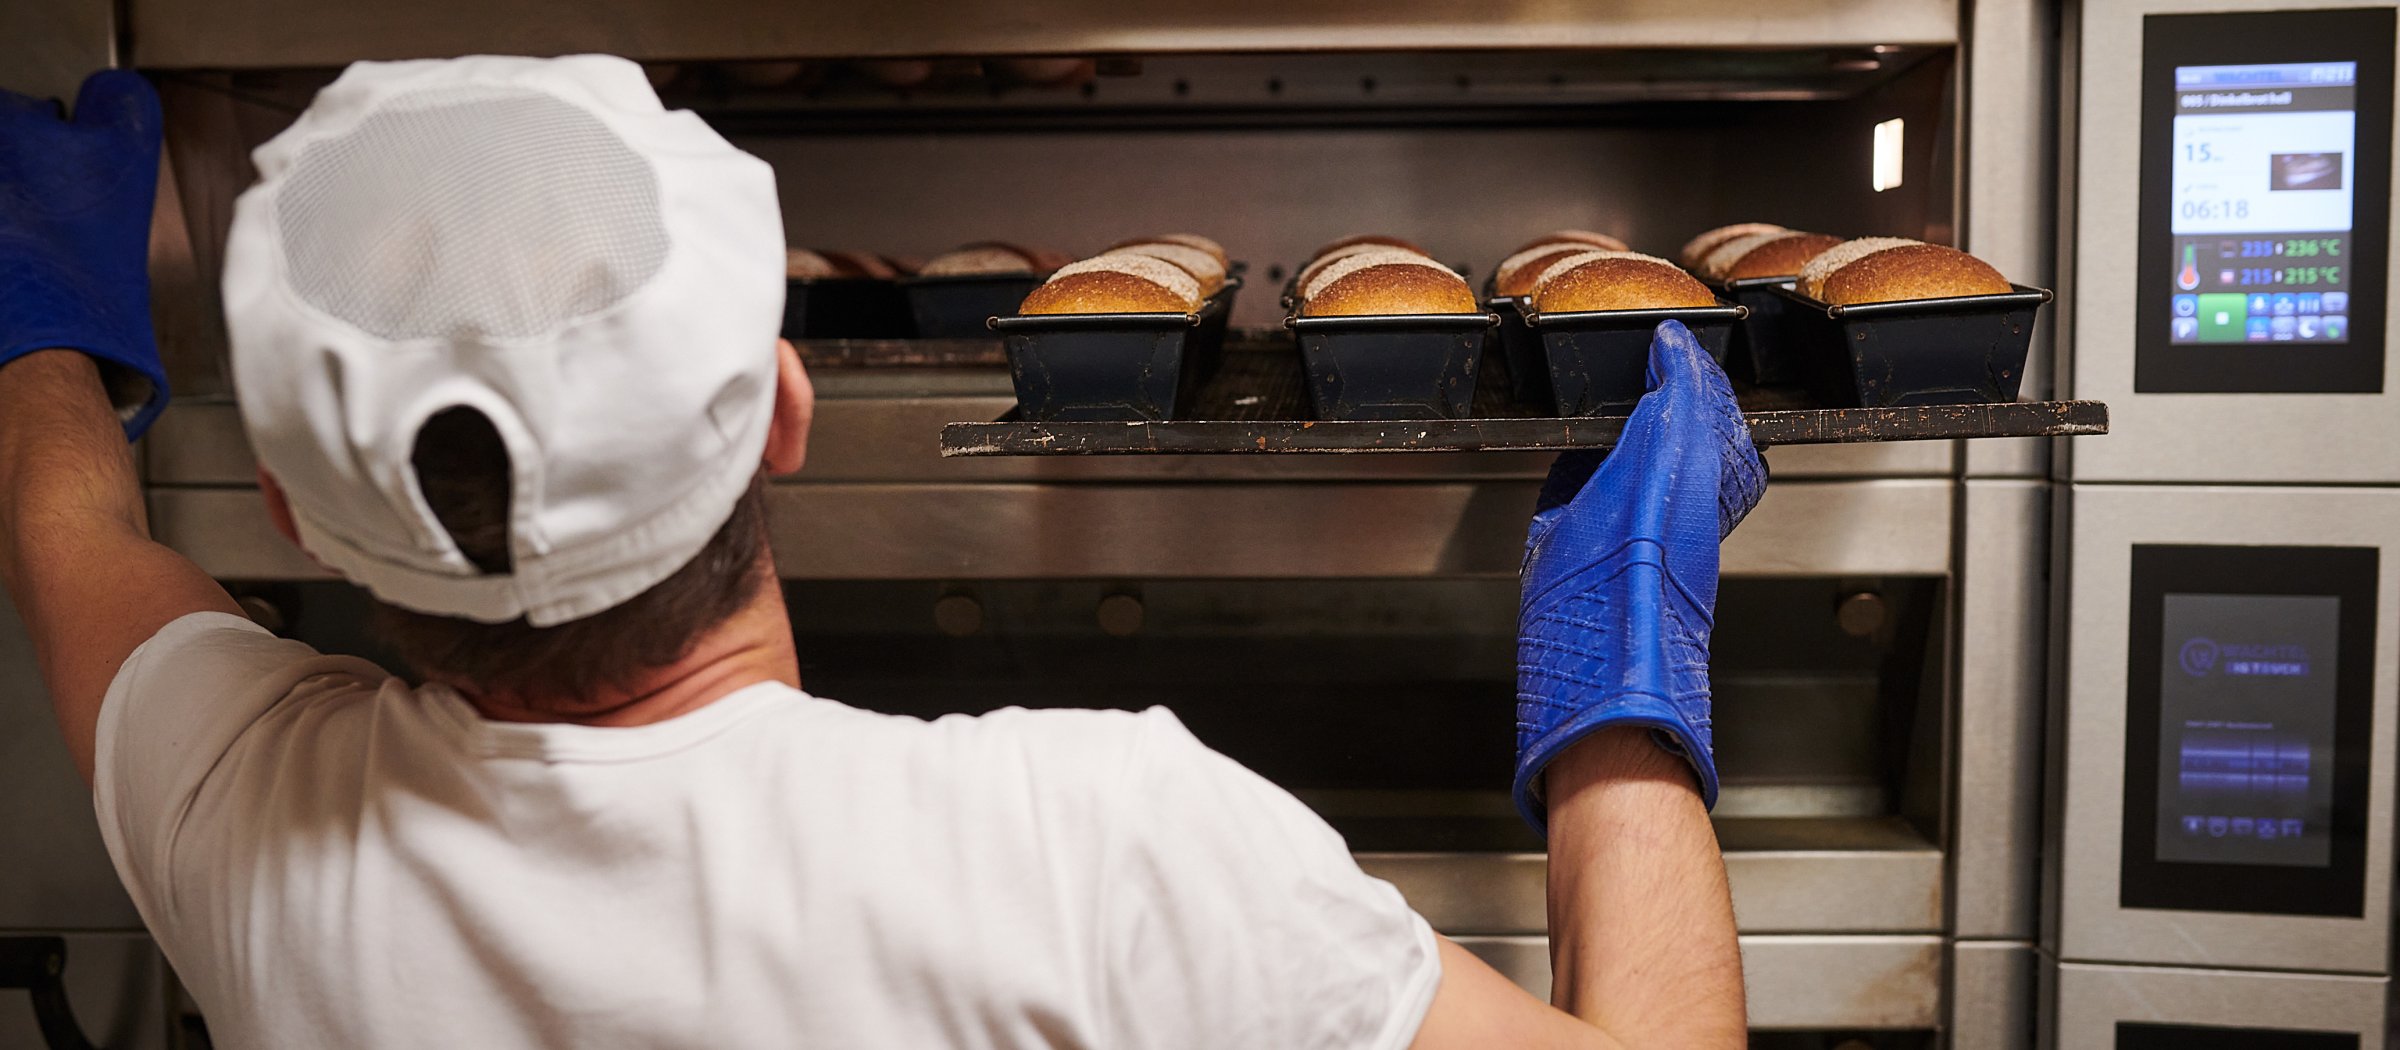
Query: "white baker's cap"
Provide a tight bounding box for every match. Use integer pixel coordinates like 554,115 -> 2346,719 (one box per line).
223,55 -> 784,627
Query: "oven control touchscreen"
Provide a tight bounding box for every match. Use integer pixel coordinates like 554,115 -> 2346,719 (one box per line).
2166,62 -> 2356,347
2120,545 -> 2375,917
2135,9 -> 2393,393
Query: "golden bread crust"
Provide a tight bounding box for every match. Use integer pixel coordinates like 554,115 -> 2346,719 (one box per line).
1495,246 -> 1596,297
1720,233 -> 1843,281
1311,233 -> 1426,259
1300,263 -> 1477,316
1019,270 -> 1198,314
1816,243 -> 2012,305
1678,223 -> 1787,269
1533,257 -> 1718,314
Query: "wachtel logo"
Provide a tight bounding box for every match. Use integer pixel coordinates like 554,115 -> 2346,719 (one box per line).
2181,637 -> 2310,677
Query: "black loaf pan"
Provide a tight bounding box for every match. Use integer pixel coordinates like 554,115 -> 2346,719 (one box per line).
782,277 -> 915,340
1707,275 -> 1810,386
1288,312 -> 1497,421
991,284 -> 1235,422
903,272 -> 1049,339
1524,303 -> 1745,417
1768,283 -> 2053,408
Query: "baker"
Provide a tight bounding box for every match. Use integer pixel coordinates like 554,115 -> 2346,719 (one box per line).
0,57 -> 1764,1048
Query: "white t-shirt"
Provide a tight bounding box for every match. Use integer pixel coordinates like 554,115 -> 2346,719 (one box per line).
94,612 -> 1440,1049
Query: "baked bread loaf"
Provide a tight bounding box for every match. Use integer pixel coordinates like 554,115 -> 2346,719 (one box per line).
1531,251 -> 1717,314
1513,229 -> 1629,255
785,248 -> 839,280
1494,244 -> 1605,297
1108,240 -> 1226,295
1702,231 -> 1843,282
1294,243 -> 1436,296
1677,222 -> 1788,270
921,242 -> 1066,276
1111,233 -> 1228,268
1798,240 -> 2013,304
1301,256 -> 1477,317
1297,248 -> 1450,301
1311,233 -> 1425,259
1018,252 -> 1204,314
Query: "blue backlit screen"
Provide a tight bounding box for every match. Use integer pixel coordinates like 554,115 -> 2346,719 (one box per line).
2155,594 -> 2339,868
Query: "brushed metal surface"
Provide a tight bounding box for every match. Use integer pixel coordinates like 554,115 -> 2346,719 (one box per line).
1951,479 -> 2049,939
0,0 -> 113,103
126,0 -> 1957,69
0,933 -> 169,1050
1455,933 -> 1943,1030
1359,817 -> 1943,936
2050,960 -> 2387,1049
2063,0 -> 2400,483
148,478 -> 1956,581
1962,0 -> 2058,479
1951,941 -> 2037,1050
2054,485 -> 2399,973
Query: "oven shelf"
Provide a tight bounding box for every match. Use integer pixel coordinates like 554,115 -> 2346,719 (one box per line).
939,335 -> 2107,456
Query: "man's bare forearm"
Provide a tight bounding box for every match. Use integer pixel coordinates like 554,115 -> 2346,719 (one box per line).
0,351 -> 147,565
1545,728 -> 1747,1045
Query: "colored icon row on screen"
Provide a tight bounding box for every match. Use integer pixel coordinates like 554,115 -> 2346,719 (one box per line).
2181,815 -> 2306,839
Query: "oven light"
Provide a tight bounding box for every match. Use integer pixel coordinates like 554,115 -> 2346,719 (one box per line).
1872,118 -> 1905,192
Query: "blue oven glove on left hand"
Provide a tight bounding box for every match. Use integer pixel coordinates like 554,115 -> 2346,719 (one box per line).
1513,320 -> 1767,835
0,70 -> 169,439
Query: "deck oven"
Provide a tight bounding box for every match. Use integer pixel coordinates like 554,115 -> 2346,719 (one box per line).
0,1 -> 2071,1046
2048,2 -> 2400,1047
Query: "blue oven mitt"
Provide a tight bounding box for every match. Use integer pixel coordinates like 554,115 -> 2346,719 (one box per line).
1513,320 -> 1767,835
0,70 -> 169,439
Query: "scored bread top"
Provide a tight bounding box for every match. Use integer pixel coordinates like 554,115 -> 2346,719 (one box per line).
1677,222 -> 1788,269
1814,242 -> 2013,305
1294,243 -> 1422,293
1301,263 -> 1478,317
1109,241 -> 1226,294
1706,231 -> 1844,282
1495,245 -> 1600,297
1048,252 -> 1204,302
1532,254 -> 1717,314
1526,249 -> 1664,296
1311,233 -> 1426,260
1299,248 -> 1454,303
1145,233 -> 1229,266
786,247 -> 838,280
1516,229 -> 1630,255
1795,237 -> 1925,299
921,243 -> 1044,276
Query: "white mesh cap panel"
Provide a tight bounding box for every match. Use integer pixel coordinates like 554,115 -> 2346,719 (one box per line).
275,85 -> 669,341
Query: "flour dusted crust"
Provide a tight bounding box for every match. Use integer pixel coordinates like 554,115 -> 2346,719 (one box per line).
1107,241 -> 1226,295
1513,229 -> 1630,254
1532,255 -> 1717,314
785,248 -> 838,280
1311,233 -> 1426,259
1526,250 -> 1663,296
921,243 -> 1044,276
1813,243 -> 2013,305
1111,233 -> 1229,268
1298,248 -> 1452,303
1677,222 -> 1788,270
1706,232 -> 1844,282
819,249 -> 899,280
1496,245 -> 1600,297
1301,263 -> 1478,316
1795,237 -> 1925,299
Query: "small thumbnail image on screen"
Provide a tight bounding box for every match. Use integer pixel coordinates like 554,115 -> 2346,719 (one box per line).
2271,152 -> 2344,192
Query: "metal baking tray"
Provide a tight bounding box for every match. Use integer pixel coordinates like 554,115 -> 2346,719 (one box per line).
1523,302 -> 1745,416
1289,312 -> 1496,421
901,271 -> 1048,338
782,277 -> 914,340
1769,283 -> 2053,408
989,279 -> 1239,421
941,331 -> 2107,456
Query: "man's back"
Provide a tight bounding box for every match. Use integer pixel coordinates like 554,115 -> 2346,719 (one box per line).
97,613 -> 1438,1049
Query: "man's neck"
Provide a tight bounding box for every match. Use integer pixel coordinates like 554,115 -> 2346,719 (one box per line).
459,580 -> 802,727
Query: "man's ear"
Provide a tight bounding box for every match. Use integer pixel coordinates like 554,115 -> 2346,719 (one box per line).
764,338 -> 812,476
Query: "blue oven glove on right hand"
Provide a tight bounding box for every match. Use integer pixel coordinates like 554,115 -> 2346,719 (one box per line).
0,70 -> 170,439
1512,320 -> 1767,835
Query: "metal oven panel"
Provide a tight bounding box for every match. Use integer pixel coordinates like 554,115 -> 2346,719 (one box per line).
2049,960 -> 2386,1049
2052,484 -> 2398,973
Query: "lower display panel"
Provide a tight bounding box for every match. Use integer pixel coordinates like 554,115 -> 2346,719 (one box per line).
2050,960 -> 2387,1050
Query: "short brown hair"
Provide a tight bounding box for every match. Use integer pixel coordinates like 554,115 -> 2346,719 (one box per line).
369,407 -> 770,704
